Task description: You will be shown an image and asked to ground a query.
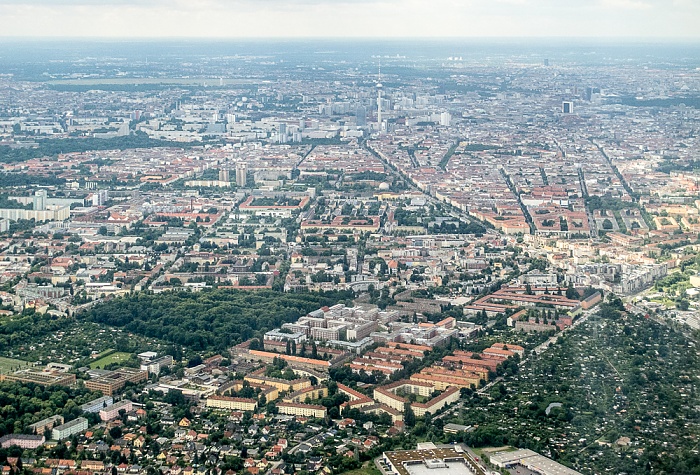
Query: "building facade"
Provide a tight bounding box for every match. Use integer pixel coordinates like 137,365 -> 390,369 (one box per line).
52,417 -> 88,440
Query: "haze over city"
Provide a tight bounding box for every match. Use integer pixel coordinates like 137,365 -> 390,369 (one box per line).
0,0 -> 698,38
0,1 -> 699,475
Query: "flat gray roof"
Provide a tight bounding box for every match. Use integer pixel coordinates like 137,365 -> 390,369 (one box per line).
405,461 -> 475,475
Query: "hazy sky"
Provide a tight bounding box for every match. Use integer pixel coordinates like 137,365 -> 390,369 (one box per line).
0,0 -> 698,38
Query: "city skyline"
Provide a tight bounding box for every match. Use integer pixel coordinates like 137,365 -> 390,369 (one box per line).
0,0 -> 698,39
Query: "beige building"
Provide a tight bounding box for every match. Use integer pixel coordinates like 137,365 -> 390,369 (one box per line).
410,371 -> 481,391
85,368 -> 148,396
244,374 -> 311,393
0,206 -> 70,222
411,386 -> 460,417
282,385 -> 328,404
0,370 -> 76,387
373,388 -> 406,412
277,402 -> 327,418
206,395 -> 258,412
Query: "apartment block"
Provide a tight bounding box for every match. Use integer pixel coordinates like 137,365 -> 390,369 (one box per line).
80,395 -> 114,414
410,386 -> 460,417
206,395 -> 257,412
28,415 -> 64,435
99,400 -> 133,421
244,374 -> 311,393
282,385 -> 328,404
0,434 -> 45,449
277,402 -> 327,419
52,417 -> 88,440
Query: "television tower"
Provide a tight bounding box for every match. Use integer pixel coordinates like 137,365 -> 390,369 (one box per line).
376,60 -> 383,132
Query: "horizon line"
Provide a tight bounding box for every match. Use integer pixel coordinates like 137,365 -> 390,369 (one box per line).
1,36 -> 700,42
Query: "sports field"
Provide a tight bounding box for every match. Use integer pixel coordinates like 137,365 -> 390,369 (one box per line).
0,356 -> 32,374
90,351 -> 133,369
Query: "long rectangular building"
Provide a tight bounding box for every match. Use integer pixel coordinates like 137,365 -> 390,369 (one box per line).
52,417 -> 88,440
238,349 -> 333,372
410,371 -> 481,391
0,434 -> 45,449
99,400 -> 133,421
282,385 -> 328,404
277,402 -> 327,419
489,449 -> 582,475
411,386 -> 460,417
337,383 -> 375,411
85,368 -> 148,396
28,415 -> 64,435
244,374 -> 311,393
0,370 -> 76,387
206,395 -> 257,412
80,396 -> 114,414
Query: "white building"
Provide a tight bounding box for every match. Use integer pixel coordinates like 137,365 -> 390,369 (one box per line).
52,417 -> 88,440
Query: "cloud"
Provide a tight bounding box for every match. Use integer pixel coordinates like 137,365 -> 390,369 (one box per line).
597,0 -> 652,9
0,0 -> 696,37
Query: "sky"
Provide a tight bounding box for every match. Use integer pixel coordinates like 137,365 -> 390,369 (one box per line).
0,0 -> 698,39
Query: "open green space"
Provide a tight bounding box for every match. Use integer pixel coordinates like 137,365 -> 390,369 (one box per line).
82,289 -> 354,352
89,351 -> 132,369
338,462 -> 382,475
0,313 -> 171,366
0,356 -> 32,374
0,132 -> 203,164
444,297 -> 700,474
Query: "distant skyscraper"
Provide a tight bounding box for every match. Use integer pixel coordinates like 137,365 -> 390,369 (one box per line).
278,123 -> 288,144
33,190 -> 47,211
236,163 -> 247,187
92,190 -> 109,207
356,105 -> 367,126
440,112 -> 451,127
584,87 -> 600,102
562,101 -> 573,114
219,169 -> 230,182
544,58 -> 550,67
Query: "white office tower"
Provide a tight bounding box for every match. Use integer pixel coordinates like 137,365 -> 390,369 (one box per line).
92,190 -> 109,207
278,123 -> 288,144
440,112 -> 451,127
236,163 -> 247,187
33,190 -> 47,211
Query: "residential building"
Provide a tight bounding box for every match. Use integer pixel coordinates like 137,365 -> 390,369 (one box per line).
80,396 -> 114,414
277,402 -> 327,419
52,417 -> 88,440
99,400 -> 133,421
206,396 -> 257,412
28,415 -> 64,435
0,434 -> 45,449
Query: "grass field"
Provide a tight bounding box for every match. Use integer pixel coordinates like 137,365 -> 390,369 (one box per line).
90,351 -> 133,369
340,462 -> 382,475
0,356 -> 32,374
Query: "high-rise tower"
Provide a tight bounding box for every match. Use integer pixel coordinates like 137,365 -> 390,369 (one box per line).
33,189 -> 47,211
236,163 -> 247,187
376,60 -> 383,132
